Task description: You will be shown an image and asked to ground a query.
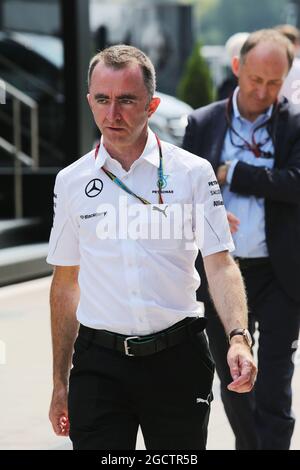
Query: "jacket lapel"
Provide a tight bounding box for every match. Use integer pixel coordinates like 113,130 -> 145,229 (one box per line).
273,100 -> 288,168
209,103 -> 228,171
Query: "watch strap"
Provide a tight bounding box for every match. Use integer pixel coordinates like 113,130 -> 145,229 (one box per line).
229,328 -> 245,340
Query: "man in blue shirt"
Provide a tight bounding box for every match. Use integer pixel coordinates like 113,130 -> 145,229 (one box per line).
183,29 -> 300,449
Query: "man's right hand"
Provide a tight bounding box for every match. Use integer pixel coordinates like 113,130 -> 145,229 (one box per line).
49,386 -> 70,436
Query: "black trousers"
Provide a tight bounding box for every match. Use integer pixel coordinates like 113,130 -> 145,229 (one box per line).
68,326 -> 215,450
204,260 -> 300,450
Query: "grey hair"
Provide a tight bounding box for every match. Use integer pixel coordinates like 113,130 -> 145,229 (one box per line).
88,44 -> 156,100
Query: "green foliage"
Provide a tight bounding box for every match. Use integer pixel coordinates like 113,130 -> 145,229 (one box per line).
177,42 -> 214,109
197,0 -> 288,44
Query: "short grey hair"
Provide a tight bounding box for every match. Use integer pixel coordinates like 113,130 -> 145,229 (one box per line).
88,44 -> 156,100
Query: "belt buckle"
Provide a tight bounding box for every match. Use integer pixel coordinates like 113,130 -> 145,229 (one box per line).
124,336 -> 139,356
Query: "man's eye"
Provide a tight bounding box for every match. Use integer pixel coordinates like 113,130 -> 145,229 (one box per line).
120,99 -> 133,104
96,98 -> 108,104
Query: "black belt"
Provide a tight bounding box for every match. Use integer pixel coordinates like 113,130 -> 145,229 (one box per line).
79,316 -> 207,357
235,257 -> 270,270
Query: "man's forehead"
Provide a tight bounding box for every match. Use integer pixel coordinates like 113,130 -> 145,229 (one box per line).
244,41 -> 289,65
89,62 -> 146,93
93,61 -> 142,78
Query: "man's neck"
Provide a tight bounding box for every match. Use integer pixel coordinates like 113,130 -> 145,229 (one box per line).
236,92 -> 267,123
103,133 -> 148,172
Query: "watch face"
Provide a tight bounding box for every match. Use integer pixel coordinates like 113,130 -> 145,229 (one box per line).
244,329 -> 253,348
229,328 -> 253,347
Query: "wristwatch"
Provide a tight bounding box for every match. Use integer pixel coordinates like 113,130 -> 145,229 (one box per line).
229,328 -> 253,348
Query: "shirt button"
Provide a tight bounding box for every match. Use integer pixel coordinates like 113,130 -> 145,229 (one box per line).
132,290 -> 138,296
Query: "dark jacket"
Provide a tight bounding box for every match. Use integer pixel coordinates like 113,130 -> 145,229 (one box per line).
183,98 -> 300,303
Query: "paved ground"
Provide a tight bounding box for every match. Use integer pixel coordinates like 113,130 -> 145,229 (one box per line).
0,277 -> 299,450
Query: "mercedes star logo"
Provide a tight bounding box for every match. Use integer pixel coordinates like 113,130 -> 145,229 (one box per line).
85,179 -> 103,198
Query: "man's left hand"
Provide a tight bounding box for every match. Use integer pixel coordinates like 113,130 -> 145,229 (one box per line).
226,340 -> 257,393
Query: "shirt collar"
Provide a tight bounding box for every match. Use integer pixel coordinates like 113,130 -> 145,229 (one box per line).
94,128 -> 160,170
232,86 -> 273,121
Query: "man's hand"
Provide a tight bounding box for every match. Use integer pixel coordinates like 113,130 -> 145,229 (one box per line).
227,338 -> 257,393
49,386 -> 70,436
49,265 -> 79,437
216,162 -> 230,185
227,211 -> 240,234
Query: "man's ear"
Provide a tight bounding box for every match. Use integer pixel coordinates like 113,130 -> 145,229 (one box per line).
147,96 -> 161,117
231,56 -> 240,78
87,93 -> 92,110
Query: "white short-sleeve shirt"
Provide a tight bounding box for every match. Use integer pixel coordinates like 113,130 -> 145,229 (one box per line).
47,129 -> 234,335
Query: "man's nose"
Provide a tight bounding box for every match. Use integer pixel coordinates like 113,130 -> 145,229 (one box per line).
256,85 -> 267,100
106,102 -> 121,122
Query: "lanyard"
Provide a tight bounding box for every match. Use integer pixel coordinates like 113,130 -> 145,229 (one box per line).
94,134 -> 164,205
225,95 -> 277,158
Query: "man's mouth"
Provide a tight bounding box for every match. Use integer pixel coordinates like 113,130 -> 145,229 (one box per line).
106,127 -> 125,132
252,96 -> 268,105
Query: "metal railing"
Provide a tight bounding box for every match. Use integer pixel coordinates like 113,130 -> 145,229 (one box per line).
0,78 -> 39,218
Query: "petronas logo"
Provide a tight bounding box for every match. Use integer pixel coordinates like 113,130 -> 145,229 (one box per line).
157,175 -> 169,189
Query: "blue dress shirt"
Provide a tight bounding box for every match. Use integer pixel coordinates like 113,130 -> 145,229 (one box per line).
220,87 -> 274,257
